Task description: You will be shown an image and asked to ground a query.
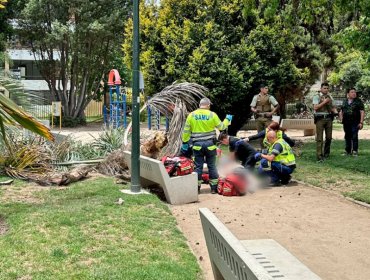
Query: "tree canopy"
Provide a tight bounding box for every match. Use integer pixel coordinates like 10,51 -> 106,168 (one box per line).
1,0 -> 369,129
14,0 -> 131,124
123,0 -> 369,132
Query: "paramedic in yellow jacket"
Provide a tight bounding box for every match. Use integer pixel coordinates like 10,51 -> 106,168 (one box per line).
255,130 -> 296,186
181,97 -> 232,194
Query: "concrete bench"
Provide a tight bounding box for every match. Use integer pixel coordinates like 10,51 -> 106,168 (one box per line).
280,119 -> 316,136
123,151 -> 198,205
199,208 -> 321,280
240,117 -> 281,132
240,120 -> 257,131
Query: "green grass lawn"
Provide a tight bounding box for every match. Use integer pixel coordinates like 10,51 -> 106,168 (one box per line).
0,178 -> 202,280
86,116 -> 103,123
295,139 -> 370,203
332,122 -> 343,131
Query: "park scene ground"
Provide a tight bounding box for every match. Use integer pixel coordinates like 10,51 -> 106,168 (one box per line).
1,124 -> 370,279
1,0 -> 370,279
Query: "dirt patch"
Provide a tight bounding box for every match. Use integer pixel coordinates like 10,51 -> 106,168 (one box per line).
170,183 -> 370,280
0,184 -> 50,204
0,216 -> 8,235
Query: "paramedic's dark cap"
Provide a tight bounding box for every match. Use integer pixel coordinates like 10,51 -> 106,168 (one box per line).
199,97 -> 212,106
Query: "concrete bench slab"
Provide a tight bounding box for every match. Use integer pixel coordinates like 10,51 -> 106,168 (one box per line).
240,119 -> 258,131
280,119 -> 316,136
199,208 -> 321,280
241,239 -> 321,280
123,151 -> 198,205
240,117 -> 280,131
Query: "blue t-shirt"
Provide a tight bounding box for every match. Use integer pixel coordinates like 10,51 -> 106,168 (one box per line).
270,143 -> 283,156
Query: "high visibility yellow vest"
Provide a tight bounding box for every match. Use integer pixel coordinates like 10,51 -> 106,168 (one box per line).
268,138 -> 296,166
263,129 -> 283,148
181,109 -> 229,143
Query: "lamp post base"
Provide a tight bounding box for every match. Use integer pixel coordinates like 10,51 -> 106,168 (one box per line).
120,188 -> 150,195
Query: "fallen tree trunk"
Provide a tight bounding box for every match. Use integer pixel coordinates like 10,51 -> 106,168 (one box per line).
48,166 -> 91,186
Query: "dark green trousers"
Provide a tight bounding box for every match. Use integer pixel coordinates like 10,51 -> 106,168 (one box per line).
315,118 -> 333,160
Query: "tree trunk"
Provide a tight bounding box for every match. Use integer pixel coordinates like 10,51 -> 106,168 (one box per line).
276,90 -> 287,119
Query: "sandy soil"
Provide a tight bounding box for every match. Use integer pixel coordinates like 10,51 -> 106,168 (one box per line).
0,216 -> 7,235
170,184 -> 370,280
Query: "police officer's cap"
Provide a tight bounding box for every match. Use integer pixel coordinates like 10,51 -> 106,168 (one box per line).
199,97 -> 212,106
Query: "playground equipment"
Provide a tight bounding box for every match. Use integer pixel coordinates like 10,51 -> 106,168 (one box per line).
103,68 -> 169,131
103,69 -> 127,128
147,103 -> 169,131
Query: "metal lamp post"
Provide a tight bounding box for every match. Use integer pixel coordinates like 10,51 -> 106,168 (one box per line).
131,0 -> 141,192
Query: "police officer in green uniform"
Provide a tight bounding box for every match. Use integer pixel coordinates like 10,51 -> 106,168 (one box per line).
181,98 -> 232,194
250,84 -> 279,147
312,82 -> 337,162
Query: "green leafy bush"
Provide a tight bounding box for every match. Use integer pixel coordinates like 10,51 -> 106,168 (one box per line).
364,103 -> 370,125
51,116 -> 87,128
92,125 -> 125,153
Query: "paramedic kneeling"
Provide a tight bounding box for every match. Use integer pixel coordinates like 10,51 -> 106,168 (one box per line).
256,131 -> 296,186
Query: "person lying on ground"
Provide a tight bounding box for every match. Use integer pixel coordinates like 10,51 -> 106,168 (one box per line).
255,130 -> 296,186
242,121 -> 295,148
218,133 -> 258,170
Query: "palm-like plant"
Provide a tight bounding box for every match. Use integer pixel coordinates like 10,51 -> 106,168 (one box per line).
0,72 -> 54,146
0,71 -> 54,178
123,82 -> 207,155
0,94 -> 54,142
0,0 -> 7,9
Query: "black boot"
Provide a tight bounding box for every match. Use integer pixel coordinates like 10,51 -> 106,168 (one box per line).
210,186 -> 218,194
280,175 -> 292,185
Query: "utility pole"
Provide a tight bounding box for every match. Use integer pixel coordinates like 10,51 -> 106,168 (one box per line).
131,0 -> 141,192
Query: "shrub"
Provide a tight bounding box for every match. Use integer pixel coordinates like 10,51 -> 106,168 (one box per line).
92,125 -> 125,153
50,116 -> 87,127
364,103 -> 370,125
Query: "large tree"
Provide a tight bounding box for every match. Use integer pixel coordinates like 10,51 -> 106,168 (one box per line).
327,0 -> 370,97
123,0 -> 326,132
17,0 -> 131,123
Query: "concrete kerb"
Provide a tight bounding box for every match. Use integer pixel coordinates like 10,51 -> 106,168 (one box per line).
295,179 -> 370,210
345,197 -> 370,209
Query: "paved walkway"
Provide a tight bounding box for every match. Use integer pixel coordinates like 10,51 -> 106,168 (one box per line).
51,124 -> 370,144
50,122 -> 166,143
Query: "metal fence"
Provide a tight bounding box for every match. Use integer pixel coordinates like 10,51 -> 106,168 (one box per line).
21,101 -> 104,120
28,104 -> 52,119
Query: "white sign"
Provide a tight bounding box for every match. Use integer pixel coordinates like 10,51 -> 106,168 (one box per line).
52,101 -> 62,116
139,71 -> 145,90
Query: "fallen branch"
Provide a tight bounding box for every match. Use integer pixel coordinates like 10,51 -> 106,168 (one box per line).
53,159 -> 105,166
49,166 -> 91,186
0,179 -> 13,186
